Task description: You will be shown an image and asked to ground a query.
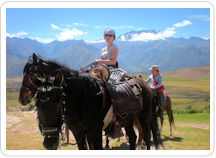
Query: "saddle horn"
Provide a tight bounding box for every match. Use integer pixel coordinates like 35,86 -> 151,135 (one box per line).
89,64 -> 110,82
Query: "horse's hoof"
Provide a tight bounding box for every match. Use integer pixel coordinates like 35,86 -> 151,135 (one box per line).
104,146 -> 110,150
155,145 -> 161,150
136,145 -> 142,150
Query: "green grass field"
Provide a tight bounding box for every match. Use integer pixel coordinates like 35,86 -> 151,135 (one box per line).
6,73 -> 210,150
6,111 -> 210,150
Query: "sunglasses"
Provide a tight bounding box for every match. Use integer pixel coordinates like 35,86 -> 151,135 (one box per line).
104,34 -> 114,37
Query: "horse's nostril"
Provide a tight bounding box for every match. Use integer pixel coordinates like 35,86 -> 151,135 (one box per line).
19,98 -> 28,105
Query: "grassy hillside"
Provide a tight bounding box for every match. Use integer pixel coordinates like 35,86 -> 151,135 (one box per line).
161,64 -> 210,79
7,65 -> 210,113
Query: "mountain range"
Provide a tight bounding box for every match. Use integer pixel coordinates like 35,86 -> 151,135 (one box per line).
6,30 -> 210,78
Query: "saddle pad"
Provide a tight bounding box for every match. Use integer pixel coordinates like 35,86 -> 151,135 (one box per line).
105,81 -> 134,100
108,68 -> 127,83
112,95 -> 141,116
105,81 -> 142,116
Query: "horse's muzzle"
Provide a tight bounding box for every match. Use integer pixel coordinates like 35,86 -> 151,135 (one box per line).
19,96 -> 31,105
43,136 -> 59,150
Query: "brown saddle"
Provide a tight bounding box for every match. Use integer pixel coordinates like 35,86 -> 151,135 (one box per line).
89,65 -> 143,117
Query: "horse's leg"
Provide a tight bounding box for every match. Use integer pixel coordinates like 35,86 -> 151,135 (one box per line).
151,112 -> 162,150
85,125 -> 103,150
125,124 -> 137,150
167,109 -> 173,136
66,123 -> 88,150
165,96 -> 174,136
105,136 -> 110,149
92,128 -> 103,150
65,125 -> 70,144
134,118 -> 144,150
141,119 -> 151,150
75,132 -> 88,150
160,115 -> 164,133
170,121 -> 172,136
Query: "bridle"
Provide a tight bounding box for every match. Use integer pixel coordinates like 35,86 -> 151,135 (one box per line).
21,62 -> 66,139
36,78 -> 66,139
21,62 -> 46,94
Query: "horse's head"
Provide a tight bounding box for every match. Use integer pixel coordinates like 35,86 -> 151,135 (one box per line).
19,53 -> 60,105
35,70 -> 65,150
36,87 -> 64,150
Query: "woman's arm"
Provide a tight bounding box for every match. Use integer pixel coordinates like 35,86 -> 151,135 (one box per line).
94,48 -> 118,65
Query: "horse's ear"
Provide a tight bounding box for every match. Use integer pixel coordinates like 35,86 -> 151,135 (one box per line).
53,71 -> 64,86
33,53 -> 38,63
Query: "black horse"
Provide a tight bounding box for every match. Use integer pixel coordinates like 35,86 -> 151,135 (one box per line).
19,53 -> 159,150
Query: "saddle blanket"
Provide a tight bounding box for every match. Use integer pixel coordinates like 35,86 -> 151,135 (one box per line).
105,78 -> 142,116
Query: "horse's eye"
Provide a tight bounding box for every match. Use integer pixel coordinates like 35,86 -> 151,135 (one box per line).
30,74 -> 42,86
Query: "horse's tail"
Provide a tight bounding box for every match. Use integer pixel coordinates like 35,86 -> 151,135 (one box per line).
166,95 -> 175,128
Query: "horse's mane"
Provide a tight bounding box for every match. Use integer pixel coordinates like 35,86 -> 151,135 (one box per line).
27,54 -> 101,93
45,58 -> 100,92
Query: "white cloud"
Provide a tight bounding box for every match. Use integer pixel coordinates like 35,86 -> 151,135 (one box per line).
202,37 -> 209,40
112,25 -> 134,29
174,20 -> 192,27
29,37 -> 55,43
51,23 -> 61,30
95,25 -> 103,29
120,35 -> 126,41
56,28 -> 87,41
120,27 -> 176,42
73,22 -> 88,27
58,23 -> 88,28
6,31 -> 28,38
189,15 -> 210,21
50,23 -> 87,41
84,39 -> 105,43
95,25 -> 134,30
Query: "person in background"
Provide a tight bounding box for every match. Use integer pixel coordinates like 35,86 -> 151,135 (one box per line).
139,65 -> 165,115
93,28 -> 118,69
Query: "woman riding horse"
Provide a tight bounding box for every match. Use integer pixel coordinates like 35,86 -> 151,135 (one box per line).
93,28 -> 118,69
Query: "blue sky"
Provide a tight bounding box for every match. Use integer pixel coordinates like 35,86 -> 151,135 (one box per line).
6,8 -> 210,43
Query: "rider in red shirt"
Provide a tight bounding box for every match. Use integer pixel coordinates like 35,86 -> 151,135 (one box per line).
139,65 -> 165,115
